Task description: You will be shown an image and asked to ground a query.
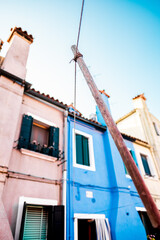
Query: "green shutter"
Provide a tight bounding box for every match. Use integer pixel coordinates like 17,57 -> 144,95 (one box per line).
124,150 -> 137,175
22,206 -> 48,240
130,150 -> 138,167
124,165 -> 129,175
49,126 -> 59,158
82,136 -> 90,166
141,155 -> 151,176
18,115 -> 33,149
76,134 -> 83,165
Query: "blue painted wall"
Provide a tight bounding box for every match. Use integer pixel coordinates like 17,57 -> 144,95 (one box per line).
66,93 -> 147,239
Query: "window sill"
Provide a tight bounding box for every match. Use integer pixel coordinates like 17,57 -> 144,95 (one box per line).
126,174 -> 131,179
73,163 -> 95,171
20,148 -> 57,162
144,174 -> 158,181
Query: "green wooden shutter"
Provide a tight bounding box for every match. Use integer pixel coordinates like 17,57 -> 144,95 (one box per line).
130,150 -> 138,167
22,206 -> 48,240
19,202 -> 27,240
124,150 -> 137,175
49,126 -> 59,158
76,134 -> 83,165
82,136 -> 90,166
141,155 -> 151,176
18,115 -> 33,149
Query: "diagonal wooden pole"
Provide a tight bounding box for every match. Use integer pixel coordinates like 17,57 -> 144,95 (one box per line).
71,44 -> 160,229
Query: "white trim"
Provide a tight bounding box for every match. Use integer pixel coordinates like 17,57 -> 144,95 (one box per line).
73,129 -> 95,171
74,213 -> 105,219
27,112 -> 57,127
140,153 -> 157,179
136,207 -> 146,212
15,196 -> 57,240
74,213 -> 105,240
20,148 -> 57,162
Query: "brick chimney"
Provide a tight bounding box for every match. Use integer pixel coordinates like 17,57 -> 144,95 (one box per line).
132,93 -> 147,109
1,27 -> 33,79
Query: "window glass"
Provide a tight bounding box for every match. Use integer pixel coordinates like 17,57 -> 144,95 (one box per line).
31,124 -> 49,146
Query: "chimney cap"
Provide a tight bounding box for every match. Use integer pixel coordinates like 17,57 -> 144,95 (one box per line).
0,39 -> 4,51
99,89 -> 110,98
132,93 -> 146,101
7,27 -> 34,43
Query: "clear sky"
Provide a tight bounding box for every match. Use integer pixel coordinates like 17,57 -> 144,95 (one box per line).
0,0 -> 160,121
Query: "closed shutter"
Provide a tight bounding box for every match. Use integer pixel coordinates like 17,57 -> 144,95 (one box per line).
22,206 -> 48,240
49,126 -> 59,158
130,150 -> 138,167
18,115 -> 33,149
48,205 -> 64,240
141,155 -> 151,176
76,134 -> 90,166
82,136 -> 90,166
76,134 -> 83,165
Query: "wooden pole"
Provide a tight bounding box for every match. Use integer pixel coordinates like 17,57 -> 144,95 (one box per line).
71,45 -> 160,229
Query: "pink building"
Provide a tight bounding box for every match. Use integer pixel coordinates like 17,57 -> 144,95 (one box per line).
0,28 -> 67,240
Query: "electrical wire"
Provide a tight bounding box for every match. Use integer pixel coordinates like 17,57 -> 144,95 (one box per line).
71,1 -> 85,239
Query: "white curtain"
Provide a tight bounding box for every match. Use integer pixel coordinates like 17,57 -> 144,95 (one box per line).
95,218 -> 112,240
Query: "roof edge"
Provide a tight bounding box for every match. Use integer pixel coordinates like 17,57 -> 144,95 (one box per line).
116,109 -> 136,124
68,112 -> 107,131
121,133 -> 150,147
26,89 -> 68,110
0,68 -> 31,90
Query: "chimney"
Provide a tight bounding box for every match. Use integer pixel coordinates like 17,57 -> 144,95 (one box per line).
132,93 -> 147,109
96,90 -> 110,126
1,27 -> 33,79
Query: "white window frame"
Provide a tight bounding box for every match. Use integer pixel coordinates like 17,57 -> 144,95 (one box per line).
73,129 -> 95,171
27,112 -> 57,127
74,213 -> 105,240
153,122 -> 160,136
140,153 -> 156,178
15,196 -> 57,240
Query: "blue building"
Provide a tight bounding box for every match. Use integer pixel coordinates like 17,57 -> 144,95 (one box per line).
66,91 -> 147,240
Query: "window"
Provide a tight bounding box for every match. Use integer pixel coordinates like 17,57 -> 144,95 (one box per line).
20,205 -> 48,240
19,204 -> 64,240
73,130 -> 95,171
18,114 -> 59,158
74,214 -> 111,240
140,154 -> 152,176
138,211 -> 159,238
76,134 -> 90,166
153,122 -> 160,136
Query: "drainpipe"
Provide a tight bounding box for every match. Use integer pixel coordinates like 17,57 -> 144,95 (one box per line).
62,110 -> 68,240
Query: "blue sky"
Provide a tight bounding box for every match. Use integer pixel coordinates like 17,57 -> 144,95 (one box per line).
0,0 -> 160,120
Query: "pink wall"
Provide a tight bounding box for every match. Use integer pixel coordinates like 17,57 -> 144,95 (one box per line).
2,93 -> 65,236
